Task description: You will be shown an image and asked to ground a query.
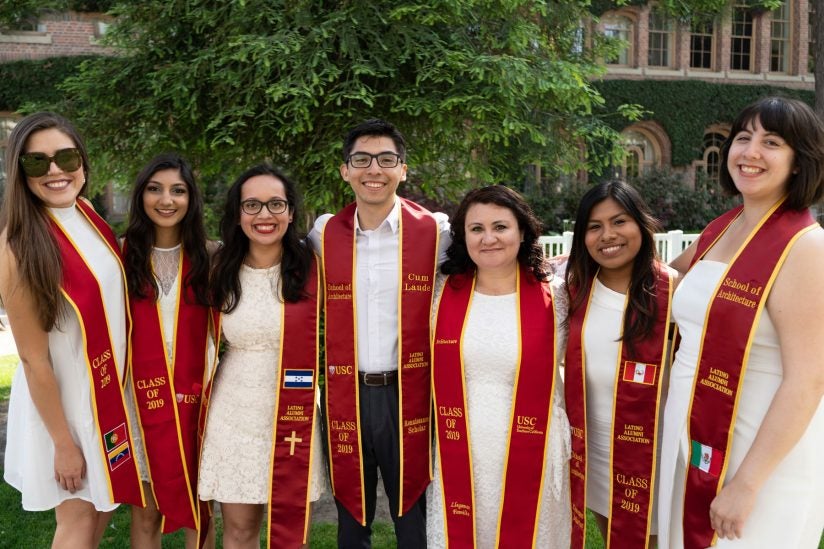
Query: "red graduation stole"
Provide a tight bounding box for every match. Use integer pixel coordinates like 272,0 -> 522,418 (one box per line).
566,264 -> 673,549
128,248 -> 211,536
198,259 -> 321,548
48,199 -> 144,506
432,265 -> 557,547
266,256 -> 321,547
681,201 -> 815,548
322,199 -> 438,524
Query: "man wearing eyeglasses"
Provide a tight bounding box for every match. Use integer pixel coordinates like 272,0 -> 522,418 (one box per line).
309,119 -> 450,548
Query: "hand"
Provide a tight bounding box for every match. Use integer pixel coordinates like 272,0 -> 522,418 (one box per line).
54,441 -> 86,493
708,478 -> 758,540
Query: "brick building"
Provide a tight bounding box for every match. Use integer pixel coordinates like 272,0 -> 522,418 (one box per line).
591,0 -> 815,186
0,10 -> 121,215
0,11 -> 112,62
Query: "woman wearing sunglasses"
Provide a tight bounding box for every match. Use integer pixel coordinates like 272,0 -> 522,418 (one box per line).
0,112 -> 143,546
122,153 -> 216,548
198,164 -> 325,548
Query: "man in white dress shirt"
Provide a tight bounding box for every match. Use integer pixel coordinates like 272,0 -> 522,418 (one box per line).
309,119 -> 450,548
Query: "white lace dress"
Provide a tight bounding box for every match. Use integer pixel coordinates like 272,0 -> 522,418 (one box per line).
128,245 -> 184,482
427,275 -> 572,548
198,264 -> 325,504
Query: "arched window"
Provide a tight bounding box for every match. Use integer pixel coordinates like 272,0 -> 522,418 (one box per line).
702,131 -> 727,182
620,129 -> 658,178
603,15 -> 634,66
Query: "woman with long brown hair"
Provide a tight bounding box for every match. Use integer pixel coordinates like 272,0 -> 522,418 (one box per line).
1,112 -> 142,547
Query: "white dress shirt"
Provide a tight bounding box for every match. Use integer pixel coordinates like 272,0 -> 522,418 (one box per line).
309,198 -> 451,373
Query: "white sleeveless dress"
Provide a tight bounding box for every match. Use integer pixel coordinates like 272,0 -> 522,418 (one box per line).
427,276 -> 572,548
4,204 -> 128,511
582,278 -> 662,532
198,264 -> 325,504
658,260 -> 824,548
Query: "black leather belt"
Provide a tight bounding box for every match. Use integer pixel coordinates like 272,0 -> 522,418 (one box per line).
358,371 -> 398,386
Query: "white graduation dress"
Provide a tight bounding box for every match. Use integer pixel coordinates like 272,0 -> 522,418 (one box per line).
4,204 -> 128,511
582,278 -> 661,532
658,260 -> 824,548
427,275 -> 572,548
198,264 -> 325,504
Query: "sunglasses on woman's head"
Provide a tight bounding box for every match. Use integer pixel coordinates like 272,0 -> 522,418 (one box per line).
19,148 -> 83,177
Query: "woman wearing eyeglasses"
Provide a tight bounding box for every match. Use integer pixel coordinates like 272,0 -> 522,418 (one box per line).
1,112 -> 143,546
121,153 -> 216,548
198,164 -> 325,548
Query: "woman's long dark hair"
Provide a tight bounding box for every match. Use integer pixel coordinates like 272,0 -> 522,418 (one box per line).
442,185 -> 547,281
0,112 -> 91,330
210,164 -> 312,312
566,180 -> 662,347
123,153 -> 209,305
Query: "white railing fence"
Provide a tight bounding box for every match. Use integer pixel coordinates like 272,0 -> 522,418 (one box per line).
539,230 -> 699,263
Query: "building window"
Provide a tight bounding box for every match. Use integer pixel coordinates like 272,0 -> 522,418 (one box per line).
730,3 -> 753,71
620,130 -> 657,178
810,4 -> 817,74
648,10 -> 674,67
603,16 -> 633,66
0,117 -> 18,193
771,1 -> 791,72
702,131 -> 727,182
690,18 -> 714,69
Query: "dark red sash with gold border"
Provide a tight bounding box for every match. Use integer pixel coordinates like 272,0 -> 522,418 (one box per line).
266,256 -> 320,548
322,199 -> 438,524
128,248 -> 210,535
432,265 -> 556,547
681,201 -> 815,548
566,265 -> 672,549
48,200 -> 143,505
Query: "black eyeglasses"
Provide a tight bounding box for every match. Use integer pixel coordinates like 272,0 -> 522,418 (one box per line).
347,152 -> 403,169
19,148 -> 83,178
241,199 -> 289,215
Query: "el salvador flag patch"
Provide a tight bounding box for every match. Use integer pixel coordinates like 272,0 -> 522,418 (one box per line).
284,369 -> 314,389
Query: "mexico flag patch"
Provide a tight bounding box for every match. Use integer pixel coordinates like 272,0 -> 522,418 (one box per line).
690,440 -> 723,477
622,361 -> 656,385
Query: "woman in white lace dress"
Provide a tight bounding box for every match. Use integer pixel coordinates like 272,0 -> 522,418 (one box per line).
199,165 -> 324,548
428,185 -> 571,548
123,154 -> 215,547
564,180 -> 674,548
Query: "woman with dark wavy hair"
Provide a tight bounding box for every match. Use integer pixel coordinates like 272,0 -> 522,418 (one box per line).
428,185 -> 571,547
659,96 -> 824,548
1,112 -> 142,546
122,153 -> 215,547
564,180 -> 674,548
198,164 -> 325,547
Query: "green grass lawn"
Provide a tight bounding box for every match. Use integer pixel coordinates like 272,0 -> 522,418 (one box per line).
0,354 -> 17,401
0,357 -> 820,547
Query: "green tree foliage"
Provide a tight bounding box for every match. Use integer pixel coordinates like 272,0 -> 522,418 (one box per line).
527,169 -> 738,233
55,0 -> 631,214
588,0 -> 783,18
0,56 -> 92,111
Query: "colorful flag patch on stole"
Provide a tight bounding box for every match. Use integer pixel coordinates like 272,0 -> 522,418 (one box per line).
107,441 -> 131,471
104,423 -> 128,452
284,369 -> 314,389
690,440 -> 723,477
622,361 -> 656,385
